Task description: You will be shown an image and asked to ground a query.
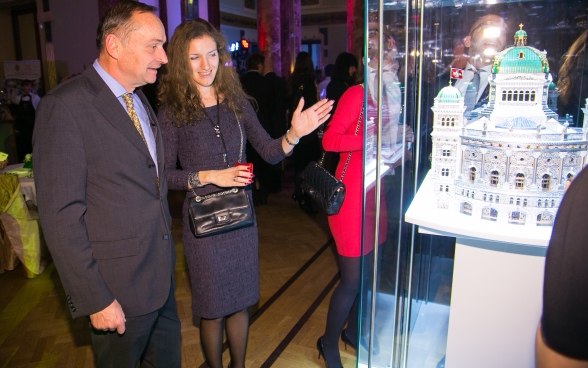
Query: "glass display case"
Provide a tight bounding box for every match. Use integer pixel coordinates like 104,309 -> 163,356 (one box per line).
358,0 -> 587,367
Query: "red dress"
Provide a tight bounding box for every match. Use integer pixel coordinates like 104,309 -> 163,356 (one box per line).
322,85 -> 387,257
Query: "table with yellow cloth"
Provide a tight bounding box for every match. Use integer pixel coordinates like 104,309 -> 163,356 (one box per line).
0,165 -> 48,277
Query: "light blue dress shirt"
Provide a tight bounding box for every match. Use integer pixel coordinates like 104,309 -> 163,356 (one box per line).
93,60 -> 159,175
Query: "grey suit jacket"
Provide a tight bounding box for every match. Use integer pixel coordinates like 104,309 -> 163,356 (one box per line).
33,66 -> 175,318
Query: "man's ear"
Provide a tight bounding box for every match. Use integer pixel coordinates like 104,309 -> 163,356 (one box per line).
464,35 -> 472,48
104,34 -> 120,59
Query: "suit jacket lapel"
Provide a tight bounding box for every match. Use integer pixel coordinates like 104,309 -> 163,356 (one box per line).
136,91 -> 165,179
84,67 -> 152,159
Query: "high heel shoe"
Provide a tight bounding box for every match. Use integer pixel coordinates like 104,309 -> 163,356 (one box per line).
316,337 -> 343,368
340,329 -> 357,351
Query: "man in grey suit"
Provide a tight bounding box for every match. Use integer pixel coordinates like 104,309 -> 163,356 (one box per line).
33,1 -> 180,367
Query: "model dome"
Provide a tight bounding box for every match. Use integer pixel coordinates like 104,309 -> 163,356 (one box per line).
492,25 -> 549,74
437,85 -> 462,103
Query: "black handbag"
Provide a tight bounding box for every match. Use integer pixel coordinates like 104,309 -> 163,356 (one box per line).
188,187 -> 253,238
301,106 -> 363,215
188,103 -> 254,238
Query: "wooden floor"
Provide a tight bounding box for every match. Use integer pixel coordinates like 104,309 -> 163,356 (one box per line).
0,171 -> 358,368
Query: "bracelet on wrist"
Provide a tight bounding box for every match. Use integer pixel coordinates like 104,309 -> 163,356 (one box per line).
285,129 -> 299,146
189,171 -> 203,188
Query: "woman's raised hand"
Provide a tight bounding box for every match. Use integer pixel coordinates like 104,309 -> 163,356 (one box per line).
290,98 -> 333,139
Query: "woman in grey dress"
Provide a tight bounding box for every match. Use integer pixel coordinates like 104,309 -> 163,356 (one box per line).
157,19 -> 332,368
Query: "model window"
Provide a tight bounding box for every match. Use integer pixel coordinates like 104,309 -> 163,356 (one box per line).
515,173 -> 525,189
524,90 -> 530,101
509,211 -> 526,225
538,199 -> 542,207
489,194 -> 493,202
531,91 -> 536,101
441,168 -> 450,177
442,149 -> 451,157
469,167 -> 476,182
495,195 -> 500,203
461,202 -> 473,216
516,198 -> 521,206
509,197 -> 513,205
502,91 -> 507,101
481,207 -> 498,221
551,199 -> 555,207
507,90 -> 513,101
537,212 -> 554,227
490,170 -> 500,186
523,198 -> 528,207
439,185 -> 443,192
541,174 -> 551,190
484,194 -> 487,201
451,117 -> 456,127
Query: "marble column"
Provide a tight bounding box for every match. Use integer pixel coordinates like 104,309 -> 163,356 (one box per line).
348,0 -> 364,62
258,0 -> 281,78
207,0 -> 220,29
280,0 -> 300,79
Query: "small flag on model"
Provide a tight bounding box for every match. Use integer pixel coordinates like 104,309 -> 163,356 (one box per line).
451,68 -> 463,79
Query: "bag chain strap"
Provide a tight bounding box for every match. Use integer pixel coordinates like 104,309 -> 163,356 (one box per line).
192,97 -> 244,201
339,106 -> 363,182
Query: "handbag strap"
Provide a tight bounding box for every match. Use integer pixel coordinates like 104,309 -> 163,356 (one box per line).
192,97 -> 244,200
203,96 -> 244,168
339,106 -> 363,182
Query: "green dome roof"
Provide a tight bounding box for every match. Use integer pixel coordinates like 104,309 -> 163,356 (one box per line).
514,29 -> 527,39
492,25 -> 550,74
436,85 -> 462,103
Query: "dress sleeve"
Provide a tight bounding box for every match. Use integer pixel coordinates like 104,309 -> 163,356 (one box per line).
322,85 -> 364,153
540,167 -> 588,360
158,106 -> 189,191
241,101 -> 289,165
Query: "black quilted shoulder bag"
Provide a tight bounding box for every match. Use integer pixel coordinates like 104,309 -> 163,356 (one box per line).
301,106 -> 363,215
187,102 -> 254,237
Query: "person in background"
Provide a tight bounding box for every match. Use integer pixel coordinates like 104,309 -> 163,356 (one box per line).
557,30 -> 588,127
240,52 -> 273,205
326,52 -> 359,117
318,82 -> 388,368
454,14 -> 508,111
262,53 -> 289,194
12,80 -> 40,110
535,165 -> 588,368
157,19 -> 332,368
318,63 -> 334,100
322,52 -> 359,175
12,80 -> 40,162
287,51 -> 321,214
33,1 -> 180,367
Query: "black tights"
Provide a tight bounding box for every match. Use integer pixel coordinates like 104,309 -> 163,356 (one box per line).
200,309 -> 249,368
321,253 -> 365,367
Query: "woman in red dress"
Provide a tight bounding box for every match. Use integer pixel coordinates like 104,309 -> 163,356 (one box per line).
318,84 -> 387,367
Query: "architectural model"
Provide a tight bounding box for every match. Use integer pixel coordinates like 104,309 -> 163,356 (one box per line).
430,26 -> 588,226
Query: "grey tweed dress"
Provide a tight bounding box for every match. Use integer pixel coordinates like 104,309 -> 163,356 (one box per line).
158,99 -> 288,319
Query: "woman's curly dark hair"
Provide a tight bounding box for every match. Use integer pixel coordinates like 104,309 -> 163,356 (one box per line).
158,18 -> 250,127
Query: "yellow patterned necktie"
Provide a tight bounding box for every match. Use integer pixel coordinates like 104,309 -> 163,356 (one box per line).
122,93 -> 148,147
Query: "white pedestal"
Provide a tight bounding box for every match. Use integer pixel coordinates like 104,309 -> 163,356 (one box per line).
405,173 -> 550,368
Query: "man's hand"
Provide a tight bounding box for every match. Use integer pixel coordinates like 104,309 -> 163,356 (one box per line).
90,299 -> 126,334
